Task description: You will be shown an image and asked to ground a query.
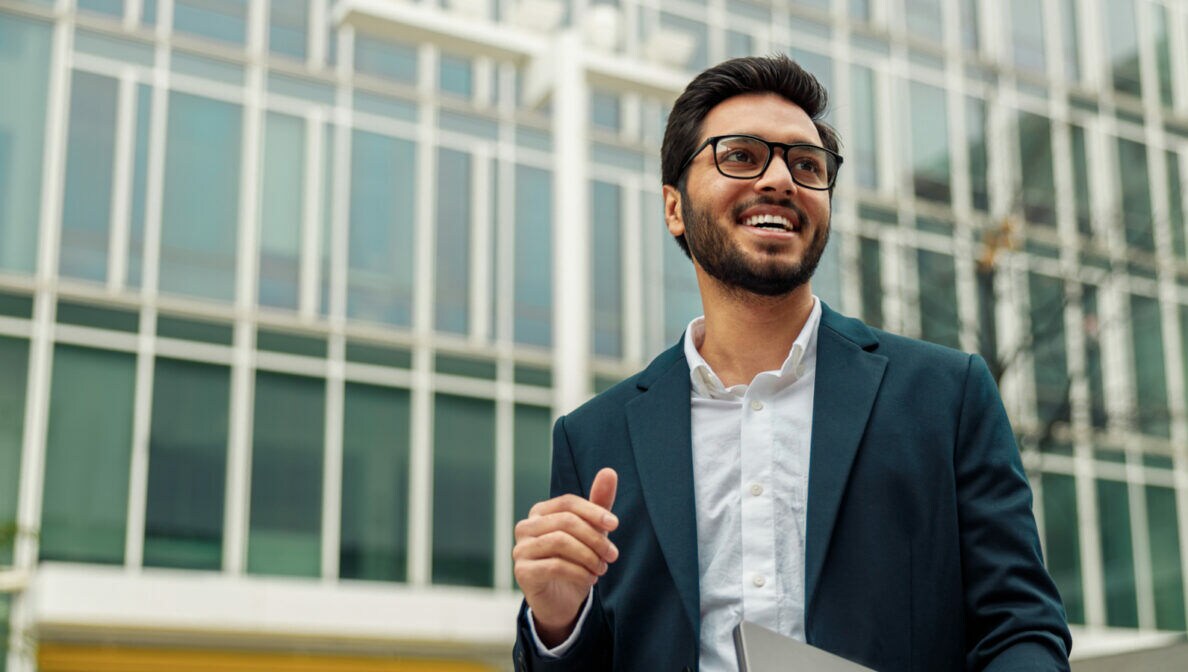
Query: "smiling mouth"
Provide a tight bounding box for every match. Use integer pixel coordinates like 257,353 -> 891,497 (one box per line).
742,213 -> 800,233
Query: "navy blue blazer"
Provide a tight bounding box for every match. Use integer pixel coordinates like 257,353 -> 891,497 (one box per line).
514,305 -> 1071,671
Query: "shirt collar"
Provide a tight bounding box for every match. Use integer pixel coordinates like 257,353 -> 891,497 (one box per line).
683,296 -> 822,399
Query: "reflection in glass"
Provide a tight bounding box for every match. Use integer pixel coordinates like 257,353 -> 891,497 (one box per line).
1097,478 -> 1138,628
592,181 -> 622,357
859,237 -> 882,329
269,0 -> 308,60
1153,5 -> 1173,108
248,371 -> 324,577
143,358 -> 229,570
259,112 -> 304,310
1146,485 -> 1186,631
1166,150 -> 1184,260
1070,125 -> 1092,237
0,14 -> 52,274
161,92 -> 242,302
349,130 -> 415,326
1082,286 -> 1107,428
966,97 -> 989,211
432,394 -> 495,587
436,148 -> 471,334
1117,138 -> 1154,252
1041,473 -> 1083,624
917,249 -> 959,349
1029,273 -> 1069,428
850,65 -> 878,190
1010,0 -> 1045,72
40,345 -> 135,564
1106,0 -> 1141,98
340,383 -> 410,582
61,71 -> 118,283
515,165 -> 552,346
174,0 -> 247,44
1017,113 -> 1055,226
0,337 -> 29,566
909,82 -> 950,203
1130,295 -> 1169,438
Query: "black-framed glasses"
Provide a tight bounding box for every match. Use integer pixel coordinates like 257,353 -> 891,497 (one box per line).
678,134 -> 843,190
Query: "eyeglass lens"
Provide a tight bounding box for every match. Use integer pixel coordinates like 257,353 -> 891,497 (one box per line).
713,136 -> 835,188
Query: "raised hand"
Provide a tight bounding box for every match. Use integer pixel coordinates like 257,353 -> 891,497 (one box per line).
513,467 -> 620,646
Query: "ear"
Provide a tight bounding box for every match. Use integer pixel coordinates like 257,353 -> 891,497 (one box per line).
663,184 -> 685,238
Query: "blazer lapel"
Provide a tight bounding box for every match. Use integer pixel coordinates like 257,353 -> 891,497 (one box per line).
625,343 -> 700,638
804,307 -> 887,613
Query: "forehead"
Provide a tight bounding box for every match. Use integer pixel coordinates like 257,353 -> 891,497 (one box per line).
699,92 -> 822,146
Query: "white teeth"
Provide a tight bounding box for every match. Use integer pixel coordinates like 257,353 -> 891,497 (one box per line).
743,213 -> 794,230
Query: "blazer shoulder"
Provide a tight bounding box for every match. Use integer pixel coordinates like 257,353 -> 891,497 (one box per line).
564,340 -> 687,425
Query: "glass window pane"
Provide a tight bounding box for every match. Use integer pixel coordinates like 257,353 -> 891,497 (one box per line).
1082,286 -> 1107,428
917,249 -> 960,349
340,383 -> 410,582
161,92 -> 242,302
436,148 -> 471,334
1146,485 -> 1185,631
1153,5 -> 1173,108
1041,473 -> 1083,624
909,81 -> 950,203
247,371 -> 324,577
1106,0 -> 1141,98
40,345 -> 135,564
960,0 -> 979,51
1117,138 -> 1154,252
127,84 -> 152,288
1097,478 -> 1138,627
143,358 -> 229,570
259,112 -> 304,310
1029,273 -> 1070,428
438,53 -> 473,98
592,181 -> 622,358
660,12 -> 707,72
1018,113 -> 1056,226
61,71 -> 118,283
349,131 -> 415,326
790,49 -> 833,124
0,15 -> 52,274
966,97 -> 989,211
664,229 -> 702,344
1131,294 -> 1169,438
851,65 -> 878,190
1070,125 -> 1092,237
1167,151 -> 1184,260
0,337 -> 29,566
173,0 -> 247,44
354,35 -> 417,84
269,0 -> 307,60
513,403 -> 550,585
78,0 -> 123,17
1010,0 -> 1045,72
905,0 -> 943,42
1060,0 -> 1080,80
432,394 -> 495,587
515,165 -> 552,346
859,237 -> 882,329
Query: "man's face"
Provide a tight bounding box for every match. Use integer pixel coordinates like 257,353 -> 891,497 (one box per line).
664,93 -> 832,297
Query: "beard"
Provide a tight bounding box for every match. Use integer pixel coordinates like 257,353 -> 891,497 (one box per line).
680,193 -> 830,297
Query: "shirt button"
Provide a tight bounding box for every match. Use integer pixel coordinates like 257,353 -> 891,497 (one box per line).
750,400 -> 764,411
750,483 -> 763,497
753,574 -> 767,588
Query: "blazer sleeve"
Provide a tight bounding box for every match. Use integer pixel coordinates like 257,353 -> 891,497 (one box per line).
955,354 -> 1073,671
513,415 -> 613,672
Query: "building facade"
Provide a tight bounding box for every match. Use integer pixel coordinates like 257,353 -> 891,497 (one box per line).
0,0 -> 1186,669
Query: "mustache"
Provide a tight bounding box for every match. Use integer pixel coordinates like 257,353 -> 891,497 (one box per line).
729,197 -> 809,228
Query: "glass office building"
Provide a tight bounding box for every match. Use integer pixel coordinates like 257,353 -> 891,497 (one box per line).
0,0 -> 1186,668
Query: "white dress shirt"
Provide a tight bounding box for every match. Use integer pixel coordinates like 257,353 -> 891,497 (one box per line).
530,298 -> 822,670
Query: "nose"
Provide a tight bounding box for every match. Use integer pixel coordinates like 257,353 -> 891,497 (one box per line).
753,150 -> 796,195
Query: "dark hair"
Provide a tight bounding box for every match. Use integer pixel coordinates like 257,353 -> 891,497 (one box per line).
661,55 -> 841,255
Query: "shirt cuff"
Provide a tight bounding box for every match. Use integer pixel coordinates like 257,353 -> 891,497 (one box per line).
526,590 -> 594,658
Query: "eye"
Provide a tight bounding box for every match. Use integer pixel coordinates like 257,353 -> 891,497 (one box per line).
719,147 -> 761,165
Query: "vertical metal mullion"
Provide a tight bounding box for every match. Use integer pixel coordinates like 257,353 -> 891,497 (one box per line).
321,341 -> 345,581
493,380 -> 514,591
308,0 -> 327,69
470,147 -> 493,344
408,43 -> 439,588
1128,464 -> 1156,629
622,177 -> 643,365
107,69 -> 137,294
123,308 -> 156,571
496,62 -> 516,347
299,108 -> 324,319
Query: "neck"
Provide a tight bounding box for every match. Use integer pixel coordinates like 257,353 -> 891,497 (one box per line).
696,275 -> 815,388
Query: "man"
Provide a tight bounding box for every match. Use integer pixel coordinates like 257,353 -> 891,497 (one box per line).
511,55 -> 1071,671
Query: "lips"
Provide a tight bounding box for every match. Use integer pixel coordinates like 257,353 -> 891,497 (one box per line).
738,205 -> 804,234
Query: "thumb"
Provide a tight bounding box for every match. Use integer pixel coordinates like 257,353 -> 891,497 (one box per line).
588,467 -> 618,514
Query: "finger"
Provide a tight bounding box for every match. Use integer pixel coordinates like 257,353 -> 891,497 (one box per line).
514,530 -> 609,576
529,494 -> 618,531
515,557 -> 599,591
588,468 -> 618,522
515,512 -> 619,562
